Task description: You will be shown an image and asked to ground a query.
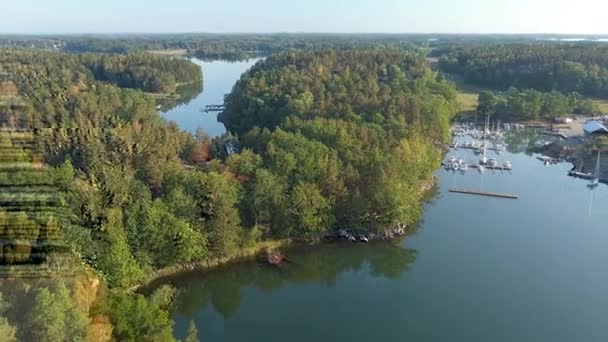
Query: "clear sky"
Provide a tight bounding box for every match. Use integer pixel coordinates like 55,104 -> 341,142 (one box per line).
1,0 -> 607,34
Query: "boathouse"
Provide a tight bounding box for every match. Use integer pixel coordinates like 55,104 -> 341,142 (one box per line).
583,120 -> 608,135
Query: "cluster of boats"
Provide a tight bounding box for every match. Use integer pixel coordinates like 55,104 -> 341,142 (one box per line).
447,119 -> 513,174
445,155 -> 512,173
445,156 -> 469,171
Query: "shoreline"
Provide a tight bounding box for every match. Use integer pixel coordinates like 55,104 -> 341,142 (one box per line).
132,175 -> 439,293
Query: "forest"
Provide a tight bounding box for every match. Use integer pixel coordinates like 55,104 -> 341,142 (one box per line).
477,88 -> 597,121
439,43 -> 608,99
0,47 -> 457,340
222,50 -> 458,234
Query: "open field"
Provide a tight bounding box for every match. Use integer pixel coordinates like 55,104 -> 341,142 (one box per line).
456,92 -> 478,112
591,99 -> 608,114
147,49 -> 189,56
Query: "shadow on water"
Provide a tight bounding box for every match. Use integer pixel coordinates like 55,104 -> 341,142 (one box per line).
153,241 -> 417,320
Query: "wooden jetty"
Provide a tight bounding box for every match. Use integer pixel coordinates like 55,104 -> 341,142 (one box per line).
568,171 -> 594,180
449,145 -> 501,152
540,130 -> 568,139
449,188 -> 518,199
201,104 -> 225,113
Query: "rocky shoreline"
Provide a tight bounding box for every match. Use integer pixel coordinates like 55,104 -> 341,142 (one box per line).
324,223 -> 408,242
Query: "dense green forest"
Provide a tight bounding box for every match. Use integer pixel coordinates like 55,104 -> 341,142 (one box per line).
477,88 -> 597,121
223,50 -> 458,233
439,44 -> 608,99
1,51 -> 200,95
0,47 -> 457,340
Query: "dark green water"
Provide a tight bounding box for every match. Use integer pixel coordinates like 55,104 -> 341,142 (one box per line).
161,61 -> 608,341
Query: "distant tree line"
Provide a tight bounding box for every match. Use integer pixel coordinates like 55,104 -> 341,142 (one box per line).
477,88 -> 597,121
439,43 -> 608,99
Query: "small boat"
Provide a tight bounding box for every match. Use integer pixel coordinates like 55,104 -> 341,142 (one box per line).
488,158 -> 498,167
503,161 -> 512,170
359,236 -> 369,243
349,235 -> 357,242
479,157 -> 488,165
459,163 -> 468,171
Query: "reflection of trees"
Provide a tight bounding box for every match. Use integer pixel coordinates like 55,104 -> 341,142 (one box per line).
158,81 -> 203,110
504,129 -> 560,155
170,242 -> 417,319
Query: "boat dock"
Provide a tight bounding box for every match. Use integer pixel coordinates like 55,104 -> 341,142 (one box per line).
540,130 -> 568,139
568,171 -> 595,180
537,155 -> 560,164
201,104 -> 225,113
448,188 -> 518,199
449,145 -> 502,152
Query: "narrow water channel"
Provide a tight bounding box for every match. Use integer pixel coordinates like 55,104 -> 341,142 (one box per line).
161,58 -> 260,137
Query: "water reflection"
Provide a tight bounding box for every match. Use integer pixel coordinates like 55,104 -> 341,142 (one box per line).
157,80 -> 204,110
159,242 -> 417,320
500,128 -> 563,155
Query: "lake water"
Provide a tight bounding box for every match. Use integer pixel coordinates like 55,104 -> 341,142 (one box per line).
161,58 -> 260,137
160,62 -> 608,341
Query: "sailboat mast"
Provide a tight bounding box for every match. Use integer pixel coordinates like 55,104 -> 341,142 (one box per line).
596,151 -> 601,178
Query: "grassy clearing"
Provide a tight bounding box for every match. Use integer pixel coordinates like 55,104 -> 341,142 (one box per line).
146,49 -> 189,56
457,92 -> 478,112
591,99 -> 608,114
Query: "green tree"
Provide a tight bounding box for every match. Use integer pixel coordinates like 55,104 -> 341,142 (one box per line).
290,182 -> 333,241
27,284 -> 86,342
185,320 -> 200,342
108,292 -> 175,342
0,292 -> 16,342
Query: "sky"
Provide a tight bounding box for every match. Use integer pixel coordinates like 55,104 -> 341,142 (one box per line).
1,0 -> 608,35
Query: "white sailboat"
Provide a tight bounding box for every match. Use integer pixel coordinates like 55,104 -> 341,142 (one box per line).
588,151 -> 601,188
479,114 -> 489,165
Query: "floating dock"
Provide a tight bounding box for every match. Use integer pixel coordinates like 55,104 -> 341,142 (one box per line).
201,104 -> 225,113
448,188 -> 518,199
540,131 -> 568,139
449,145 -> 502,152
568,171 -> 594,180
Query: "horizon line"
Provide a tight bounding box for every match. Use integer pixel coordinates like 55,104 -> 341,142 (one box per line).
2,32 -> 608,37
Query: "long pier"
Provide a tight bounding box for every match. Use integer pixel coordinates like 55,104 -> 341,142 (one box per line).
448,188 -> 518,199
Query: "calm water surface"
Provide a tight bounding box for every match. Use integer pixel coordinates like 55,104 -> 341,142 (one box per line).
161,58 -> 259,136
161,63 -> 608,341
